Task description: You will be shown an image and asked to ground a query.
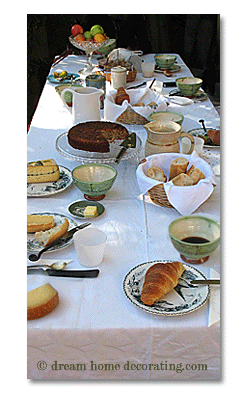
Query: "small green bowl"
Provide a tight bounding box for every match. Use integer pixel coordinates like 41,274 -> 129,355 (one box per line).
148,111 -> 184,125
154,54 -> 176,69
98,39 -> 117,55
169,216 -> 220,264
176,77 -> 203,96
72,163 -> 117,201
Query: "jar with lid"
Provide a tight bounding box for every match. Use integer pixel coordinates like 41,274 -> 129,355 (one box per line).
111,66 -> 127,89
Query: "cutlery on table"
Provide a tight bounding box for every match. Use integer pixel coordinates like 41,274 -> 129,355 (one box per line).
127,82 -> 147,90
27,260 -> 73,271
27,267 -> 99,278
199,119 -> 208,136
190,279 -> 220,285
28,222 -> 91,262
115,133 -> 136,164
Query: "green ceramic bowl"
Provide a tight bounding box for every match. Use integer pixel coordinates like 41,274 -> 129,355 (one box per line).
72,164 -> 117,201
55,83 -> 82,106
98,39 -> 117,55
169,216 -> 220,264
154,54 -> 176,69
176,77 -> 203,96
148,111 -> 184,125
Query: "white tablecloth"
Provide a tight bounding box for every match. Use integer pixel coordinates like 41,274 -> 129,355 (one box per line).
27,53 -> 220,380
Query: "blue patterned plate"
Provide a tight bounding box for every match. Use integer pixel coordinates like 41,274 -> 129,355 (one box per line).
47,73 -> 79,83
123,260 -> 210,316
27,165 -> 72,197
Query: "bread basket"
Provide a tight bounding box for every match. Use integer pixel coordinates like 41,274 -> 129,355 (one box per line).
117,105 -> 149,125
148,183 -> 173,208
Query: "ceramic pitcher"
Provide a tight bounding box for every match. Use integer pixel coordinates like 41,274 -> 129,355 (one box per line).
61,86 -> 104,124
144,120 -> 194,156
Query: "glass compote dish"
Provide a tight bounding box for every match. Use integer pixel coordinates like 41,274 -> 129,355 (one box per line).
69,35 -> 110,75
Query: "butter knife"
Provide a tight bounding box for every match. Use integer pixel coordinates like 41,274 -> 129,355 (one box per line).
27,268 -> 99,278
190,279 -> 220,285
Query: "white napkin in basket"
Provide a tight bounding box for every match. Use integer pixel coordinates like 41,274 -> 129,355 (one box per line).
104,88 -> 167,122
208,268 -> 220,327
136,151 -> 217,215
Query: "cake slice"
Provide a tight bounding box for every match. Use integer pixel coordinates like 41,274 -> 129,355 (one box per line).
27,214 -> 55,233
27,159 -> 60,183
27,283 -> 59,320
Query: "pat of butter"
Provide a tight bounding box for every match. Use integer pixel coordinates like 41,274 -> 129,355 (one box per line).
84,206 -> 98,218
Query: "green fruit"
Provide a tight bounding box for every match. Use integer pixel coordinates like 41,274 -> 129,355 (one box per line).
90,25 -> 104,37
59,70 -> 68,78
84,31 -> 93,40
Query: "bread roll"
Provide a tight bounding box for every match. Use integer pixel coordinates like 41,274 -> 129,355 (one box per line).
141,261 -> 185,306
146,166 -> 167,182
187,167 -> 205,185
207,129 -> 220,145
115,87 -> 130,105
171,173 -> 193,186
35,218 -> 69,246
169,157 -> 189,180
27,215 -> 55,233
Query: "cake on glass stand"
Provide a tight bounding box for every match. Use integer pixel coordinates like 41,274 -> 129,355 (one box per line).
69,35 -> 110,75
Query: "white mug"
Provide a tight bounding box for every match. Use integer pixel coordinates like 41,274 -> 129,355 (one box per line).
182,136 -> 204,156
141,62 -> 155,78
73,228 -> 107,267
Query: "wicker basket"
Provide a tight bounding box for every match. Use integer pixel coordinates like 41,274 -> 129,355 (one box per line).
117,105 -> 149,125
148,184 -> 173,208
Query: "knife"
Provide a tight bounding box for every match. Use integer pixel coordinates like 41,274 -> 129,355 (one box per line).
190,279 -> 220,285
115,133 -> 136,164
28,222 -> 91,262
127,82 -> 147,90
27,268 -> 99,278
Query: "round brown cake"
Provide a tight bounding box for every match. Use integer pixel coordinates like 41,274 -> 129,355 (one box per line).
67,121 -> 129,153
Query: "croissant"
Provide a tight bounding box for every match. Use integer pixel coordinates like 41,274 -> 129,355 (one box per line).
115,87 -> 130,105
207,129 -> 220,145
141,261 -> 185,306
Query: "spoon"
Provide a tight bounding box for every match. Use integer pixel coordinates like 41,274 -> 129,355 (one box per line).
199,119 -> 208,136
27,260 -> 73,271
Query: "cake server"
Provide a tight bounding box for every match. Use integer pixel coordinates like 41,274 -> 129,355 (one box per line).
27,267 -> 99,278
28,222 -> 91,262
115,133 -> 136,164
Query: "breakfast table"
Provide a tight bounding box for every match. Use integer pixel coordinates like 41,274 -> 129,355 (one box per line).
27,52 -> 220,380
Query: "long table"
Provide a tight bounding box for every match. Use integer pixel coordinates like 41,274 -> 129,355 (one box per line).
27,53 -> 220,380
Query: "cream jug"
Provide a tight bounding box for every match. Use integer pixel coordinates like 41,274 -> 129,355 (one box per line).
144,120 -> 194,156
61,87 -> 104,124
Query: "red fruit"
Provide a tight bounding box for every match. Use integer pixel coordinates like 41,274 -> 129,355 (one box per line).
74,33 -> 85,42
71,24 -> 83,36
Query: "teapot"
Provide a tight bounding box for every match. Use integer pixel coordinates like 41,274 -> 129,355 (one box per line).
144,120 -> 194,156
61,86 -> 104,124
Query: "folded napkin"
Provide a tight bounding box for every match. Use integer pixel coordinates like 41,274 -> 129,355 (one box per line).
136,151 -> 217,215
208,268 -> 220,327
104,88 -> 167,122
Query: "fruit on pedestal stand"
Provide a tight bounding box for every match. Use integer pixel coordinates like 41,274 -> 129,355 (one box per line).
94,33 -> 106,43
71,24 -> 83,36
74,33 -> 85,42
84,31 -> 93,40
90,25 -> 104,37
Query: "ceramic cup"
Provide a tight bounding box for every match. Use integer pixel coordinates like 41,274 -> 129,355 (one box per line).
73,228 -> 107,267
182,136 -> 204,156
142,62 -> 155,78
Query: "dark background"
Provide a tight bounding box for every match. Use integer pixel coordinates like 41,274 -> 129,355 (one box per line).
27,14 -> 220,128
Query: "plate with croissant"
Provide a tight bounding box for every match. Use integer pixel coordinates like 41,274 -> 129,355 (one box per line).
123,260 -> 210,316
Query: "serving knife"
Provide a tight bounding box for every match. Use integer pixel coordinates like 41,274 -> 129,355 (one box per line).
27,267 -> 99,278
190,279 -> 220,285
115,133 -> 136,164
28,222 -> 91,262
127,82 -> 147,90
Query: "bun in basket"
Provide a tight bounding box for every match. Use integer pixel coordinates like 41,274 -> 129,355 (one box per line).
169,157 -> 189,180
171,173 -> 193,186
35,218 -> 69,246
187,166 -> 205,185
146,167 -> 167,182
141,261 -> 185,306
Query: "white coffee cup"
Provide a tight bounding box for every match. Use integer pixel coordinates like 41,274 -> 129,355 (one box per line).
73,228 -> 107,267
142,62 -> 155,78
182,136 -> 204,156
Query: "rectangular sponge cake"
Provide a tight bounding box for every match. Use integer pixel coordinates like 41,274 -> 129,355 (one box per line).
27,159 -> 60,183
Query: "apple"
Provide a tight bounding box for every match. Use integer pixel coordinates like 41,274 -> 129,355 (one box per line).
90,25 -> 104,37
83,31 -> 93,40
71,24 -> 83,36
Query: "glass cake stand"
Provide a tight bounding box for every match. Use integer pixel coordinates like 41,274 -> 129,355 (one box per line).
56,132 -> 142,164
69,35 -> 110,75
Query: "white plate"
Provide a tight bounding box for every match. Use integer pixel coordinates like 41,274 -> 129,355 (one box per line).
27,212 -> 77,253
27,165 -> 73,197
56,132 -> 142,164
188,128 -> 220,148
123,260 -> 210,316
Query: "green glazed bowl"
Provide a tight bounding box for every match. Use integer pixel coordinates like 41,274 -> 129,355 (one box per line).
72,163 -> 117,201
176,77 -> 203,96
55,83 -> 82,106
169,216 -> 220,264
148,111 -> 184,125
98,39 -> 117,55
154,54 -> 176,69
